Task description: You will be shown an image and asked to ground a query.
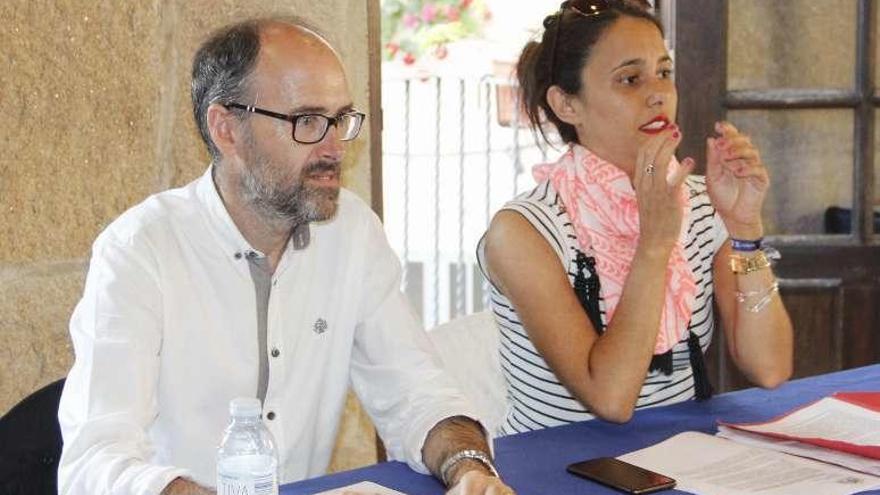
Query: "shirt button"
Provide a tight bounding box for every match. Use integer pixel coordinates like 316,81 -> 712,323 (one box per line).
266,411 -> 276,420
271,348 -> 280,358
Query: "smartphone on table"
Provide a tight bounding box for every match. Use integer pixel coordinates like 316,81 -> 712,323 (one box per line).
567,457 -> 676,494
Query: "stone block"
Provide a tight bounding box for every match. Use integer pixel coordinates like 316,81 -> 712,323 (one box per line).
0,264 -> 85,414
0,2 -> 165,263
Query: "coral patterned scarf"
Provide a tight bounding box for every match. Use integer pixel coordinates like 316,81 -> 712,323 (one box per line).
533,144 -> 696,354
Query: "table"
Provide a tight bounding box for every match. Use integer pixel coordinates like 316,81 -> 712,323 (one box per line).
283,364 -> 880,494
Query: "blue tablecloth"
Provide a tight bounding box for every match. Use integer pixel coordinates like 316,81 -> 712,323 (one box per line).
283,364 -> 880,494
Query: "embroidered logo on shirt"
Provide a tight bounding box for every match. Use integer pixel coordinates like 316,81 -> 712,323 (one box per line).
313,318 -> 328,334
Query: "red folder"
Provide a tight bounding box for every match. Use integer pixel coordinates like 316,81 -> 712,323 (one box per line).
834,391 -> 880,412
719,392 -> 880,460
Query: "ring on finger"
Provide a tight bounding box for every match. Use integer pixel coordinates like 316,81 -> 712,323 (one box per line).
645,163 -> 655,175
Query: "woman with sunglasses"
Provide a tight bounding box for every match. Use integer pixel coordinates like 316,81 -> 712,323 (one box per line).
477,0 -> 793,433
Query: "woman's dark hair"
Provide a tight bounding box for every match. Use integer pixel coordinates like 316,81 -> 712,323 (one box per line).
516,0 -> 663,144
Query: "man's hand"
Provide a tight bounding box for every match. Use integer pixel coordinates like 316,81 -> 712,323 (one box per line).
422,416 -> 516,494
446,468 -> 515,495
162,477 -> 214,495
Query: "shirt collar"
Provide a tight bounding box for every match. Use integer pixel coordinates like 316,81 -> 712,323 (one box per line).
195,164 -> 313,260
195,164 -> 258,260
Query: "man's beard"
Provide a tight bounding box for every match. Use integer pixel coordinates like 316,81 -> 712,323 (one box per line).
238,150 -> 340,228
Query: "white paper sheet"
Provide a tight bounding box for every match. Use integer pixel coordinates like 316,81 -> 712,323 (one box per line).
717,425 -> 880,476
725,397 -> 880,446
314,481 -> 407,495
619,432 -> 880,495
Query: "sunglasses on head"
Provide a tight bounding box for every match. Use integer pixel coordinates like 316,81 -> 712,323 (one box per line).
546,0 -> 652,83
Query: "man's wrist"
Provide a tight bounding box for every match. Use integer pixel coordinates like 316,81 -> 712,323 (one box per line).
162,477 -> 213,495
439,449 -> 499,487
445,458 -> 495,486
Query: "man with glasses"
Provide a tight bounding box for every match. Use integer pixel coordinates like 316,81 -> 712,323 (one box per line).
58,17 -> 513,495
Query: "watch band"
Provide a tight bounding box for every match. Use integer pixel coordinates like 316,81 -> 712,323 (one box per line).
729,250 -> 772,274
439,449 -> 499,486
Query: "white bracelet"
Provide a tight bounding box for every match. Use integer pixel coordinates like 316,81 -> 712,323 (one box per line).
735,280 -> 779,313
439,449 -> 499,487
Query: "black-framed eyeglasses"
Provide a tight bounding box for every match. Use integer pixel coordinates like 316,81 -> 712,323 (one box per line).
224,103 -> 366,144
546,0 -> 619,84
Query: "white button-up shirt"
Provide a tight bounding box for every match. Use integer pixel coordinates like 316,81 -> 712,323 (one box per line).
58,167 -> 481,495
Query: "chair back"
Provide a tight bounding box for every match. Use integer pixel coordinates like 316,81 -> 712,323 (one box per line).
428,311 -> 508,434
0,378 -> 65,495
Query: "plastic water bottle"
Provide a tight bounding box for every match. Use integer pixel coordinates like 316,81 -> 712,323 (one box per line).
216,397 -> 279,495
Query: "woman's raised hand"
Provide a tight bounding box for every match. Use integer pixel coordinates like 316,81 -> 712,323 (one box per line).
705,121 -> 768,239
633,124 -> 695,256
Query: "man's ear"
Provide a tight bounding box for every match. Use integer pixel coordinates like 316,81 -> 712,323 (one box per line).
545,85 -> 582,126
206,103 -> 241,159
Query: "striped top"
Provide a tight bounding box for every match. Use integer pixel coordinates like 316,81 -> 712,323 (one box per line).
477,176 -> 728,435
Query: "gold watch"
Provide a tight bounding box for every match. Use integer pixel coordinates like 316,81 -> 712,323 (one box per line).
729,250 -> 771,274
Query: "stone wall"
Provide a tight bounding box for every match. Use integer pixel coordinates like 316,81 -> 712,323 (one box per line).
0,0 -> 376,473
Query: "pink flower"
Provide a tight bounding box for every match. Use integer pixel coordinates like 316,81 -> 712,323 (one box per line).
403,52 -> 416,65
459,0 -> 473,9
421,3 -> 437,23
386,42 -> 400,58
434,44 -> 448,60
445,5 -> 461,21
403,13 -> 420,28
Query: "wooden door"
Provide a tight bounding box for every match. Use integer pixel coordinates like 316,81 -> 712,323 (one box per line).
673,0 -> 880,391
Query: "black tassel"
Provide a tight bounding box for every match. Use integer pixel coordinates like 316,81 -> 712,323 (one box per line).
649,350 -> 673,375
573,251 -> 604,334
688,332 -> 714,400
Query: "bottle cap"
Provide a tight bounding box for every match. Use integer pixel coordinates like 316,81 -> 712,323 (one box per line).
229,397 -> 262,418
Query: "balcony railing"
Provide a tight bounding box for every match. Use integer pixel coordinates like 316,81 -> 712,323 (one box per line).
382,75 -> 562,328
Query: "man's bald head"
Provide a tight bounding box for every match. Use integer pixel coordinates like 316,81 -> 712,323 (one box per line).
258,20 -> 336,57
191,17 -> 333,161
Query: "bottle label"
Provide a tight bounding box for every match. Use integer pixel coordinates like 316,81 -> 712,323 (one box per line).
217,455 -> 278,495
217,472 -> 278,495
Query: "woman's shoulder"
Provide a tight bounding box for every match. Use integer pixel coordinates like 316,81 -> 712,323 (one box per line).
507,180 -> 563,210
499,180 -> 571,239
480,180 -> 573,269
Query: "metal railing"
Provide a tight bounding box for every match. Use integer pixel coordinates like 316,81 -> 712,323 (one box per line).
382,75 -> 561,328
